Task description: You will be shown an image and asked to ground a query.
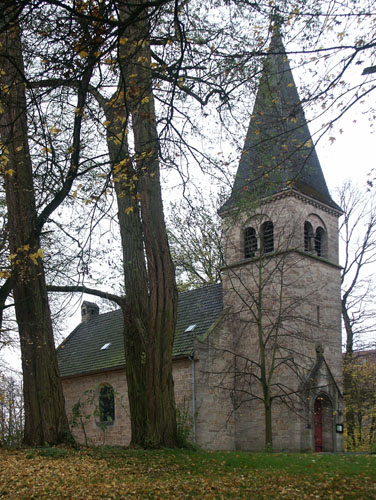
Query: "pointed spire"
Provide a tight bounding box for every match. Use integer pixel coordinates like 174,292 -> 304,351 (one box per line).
221,22 -> 340,213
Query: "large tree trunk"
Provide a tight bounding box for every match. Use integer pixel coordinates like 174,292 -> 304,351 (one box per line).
342,299 -> 356,448
264,398 -> 273,451
0,11 -> 70,446
103,0 -> 178,447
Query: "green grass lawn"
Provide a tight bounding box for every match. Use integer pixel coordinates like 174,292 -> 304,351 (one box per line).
0,447 -> 374,499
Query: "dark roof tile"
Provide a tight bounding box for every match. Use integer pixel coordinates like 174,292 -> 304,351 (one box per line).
57,283 -> 223,378
220,27 -> 341,214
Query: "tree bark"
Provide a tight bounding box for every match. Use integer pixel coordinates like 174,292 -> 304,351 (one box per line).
0,12 -> 71,445
256,258 -> 273,450
101,0 -> 178,447
264,398 -> 273,451
342,299 -> 356,447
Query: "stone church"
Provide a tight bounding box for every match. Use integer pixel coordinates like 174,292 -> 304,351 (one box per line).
57,27 -> 344,452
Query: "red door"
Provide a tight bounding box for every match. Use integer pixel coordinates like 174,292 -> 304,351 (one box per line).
314,398 -> 323,452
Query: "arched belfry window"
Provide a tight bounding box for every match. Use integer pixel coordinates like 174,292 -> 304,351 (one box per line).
314,227 -> 327,257
99,385 -> 115,423
244,227 -> 257,258
261,221 -> 274,254
304,221 -> 314,252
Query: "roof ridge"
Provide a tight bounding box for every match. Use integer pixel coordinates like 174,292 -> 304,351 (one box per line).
90,307 -> 122,319
179,282 -> 222,296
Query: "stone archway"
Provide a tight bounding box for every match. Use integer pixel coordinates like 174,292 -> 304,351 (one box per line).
314,394 -> 334,452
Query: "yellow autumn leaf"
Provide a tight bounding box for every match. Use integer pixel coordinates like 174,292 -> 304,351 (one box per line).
0,155 -> 9,167
178,77 -> 184,88
103,120 -> 111,127
49,126 -> 62,135
141,96 -> 150,105
125,206 -> 134,214
79,50 -> 89,58
0,270 -> 11,279
119,37 -> 128,45
4,169 -> 15,176
29,248 -> 44,264
288,83 -> 294,87
16,146 -> 23,152
72,190 -> 78,199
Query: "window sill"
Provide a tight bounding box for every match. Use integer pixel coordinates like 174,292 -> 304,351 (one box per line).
96,420 -> 115,427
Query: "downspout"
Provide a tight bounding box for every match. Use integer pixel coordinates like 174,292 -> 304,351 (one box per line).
189,351 -> 196,443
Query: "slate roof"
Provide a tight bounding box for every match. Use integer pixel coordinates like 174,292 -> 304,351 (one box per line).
57,283 -> 223,378
220,26 -> 341,214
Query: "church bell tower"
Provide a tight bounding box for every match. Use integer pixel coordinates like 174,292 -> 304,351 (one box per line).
219,22 -> 344,452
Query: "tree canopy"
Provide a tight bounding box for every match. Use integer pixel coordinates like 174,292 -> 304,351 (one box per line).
0,0 -> 375,446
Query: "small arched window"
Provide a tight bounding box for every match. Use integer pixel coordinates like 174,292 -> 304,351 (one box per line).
244,227 -> 257,258
304,221 -> 314,252
314,227 -> 326,257
261,221 -> 274,254
99,385 -> 115,423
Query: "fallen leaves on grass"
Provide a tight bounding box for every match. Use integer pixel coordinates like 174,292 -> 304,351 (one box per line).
0,448 -> 375,499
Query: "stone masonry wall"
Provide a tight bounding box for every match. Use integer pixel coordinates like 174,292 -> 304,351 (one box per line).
62,369 -> 130,446
62,358 -> 193,447
223,192 -> 339,267
221,193 -> 343,451
194,322 -> 236,450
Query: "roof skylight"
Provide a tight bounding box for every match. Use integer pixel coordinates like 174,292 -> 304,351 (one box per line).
100,342 -> 111,350
185,324 -> 197,333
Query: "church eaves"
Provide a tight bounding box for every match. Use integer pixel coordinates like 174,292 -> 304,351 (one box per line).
220,26 -> 341,214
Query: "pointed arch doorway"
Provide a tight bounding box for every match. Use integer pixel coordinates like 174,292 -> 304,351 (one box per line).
314,394 -> 334,452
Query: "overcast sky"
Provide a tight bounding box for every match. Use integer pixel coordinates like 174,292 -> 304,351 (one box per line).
2,15 -> 376,372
